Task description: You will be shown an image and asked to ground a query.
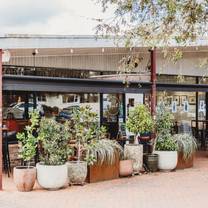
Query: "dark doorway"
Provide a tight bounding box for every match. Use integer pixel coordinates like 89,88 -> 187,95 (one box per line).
100,94 -> 125,139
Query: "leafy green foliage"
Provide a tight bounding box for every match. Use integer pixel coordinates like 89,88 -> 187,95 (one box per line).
96,0 -> 208,77
38,118 -> 72,165
16,110 -> 40,165
173,133 -> 197,160
156,133 -> 178,151
69,105 -> 123,165
155,104 -> 174,137
96,0 -> 208,47
155,104 -> 177,151
126,104 -> 154,134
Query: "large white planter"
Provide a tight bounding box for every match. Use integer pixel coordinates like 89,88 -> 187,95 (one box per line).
124,144 -> 143,173
154,151 -> 178,171
36,162 -> 68,190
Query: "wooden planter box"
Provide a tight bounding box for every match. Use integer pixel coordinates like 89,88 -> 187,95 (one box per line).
176,152 -> 194,169
86,156 -> 119,183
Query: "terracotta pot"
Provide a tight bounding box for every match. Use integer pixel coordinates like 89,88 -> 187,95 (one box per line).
67,161 -> 87,185
119,160 -> 133,177
13,166 -> 36,192
176,152 -> 194,169
124,144 -> 143,174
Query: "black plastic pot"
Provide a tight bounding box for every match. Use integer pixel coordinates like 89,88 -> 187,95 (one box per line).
143,154 -> 158,172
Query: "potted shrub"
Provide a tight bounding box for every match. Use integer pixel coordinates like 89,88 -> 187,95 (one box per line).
68,106 -> 123,184
126,104 -> 154,142
14,111 -> 39,192
154,105 -> 178,171
126,104 -> 154,173
173,133 -> 197,169
36,118 -> 72,190
67,106 -> 100,185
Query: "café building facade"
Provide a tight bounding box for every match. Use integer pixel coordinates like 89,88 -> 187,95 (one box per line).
0,35 -> 208,188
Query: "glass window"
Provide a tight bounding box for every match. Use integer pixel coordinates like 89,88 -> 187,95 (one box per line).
157,75 -> 196,84
157,91 -> 197,134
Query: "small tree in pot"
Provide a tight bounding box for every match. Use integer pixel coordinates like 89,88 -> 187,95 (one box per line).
154,105 -> 178,171
36,118 -> 72,190
14,111 -> 39,192
67,106 -> 103,185
126,104 -> 154,143
68,105 -> 122,184
125,104 -> 154,173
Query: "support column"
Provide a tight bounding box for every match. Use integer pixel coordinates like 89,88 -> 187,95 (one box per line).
0,49 -> 3,190
150,49 -> 156,117
206,92 -> 208,127
196,77 -> 199,138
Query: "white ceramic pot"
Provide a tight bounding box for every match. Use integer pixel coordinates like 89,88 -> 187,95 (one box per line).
154,151 -> 178,171
124,144 -> 143,173
36,162 -> 68,190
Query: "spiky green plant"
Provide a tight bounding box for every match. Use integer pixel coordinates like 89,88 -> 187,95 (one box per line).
173,133 -> 197,160
89,139 -> 123,165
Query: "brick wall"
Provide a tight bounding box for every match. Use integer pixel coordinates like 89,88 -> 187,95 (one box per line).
8,144 -> 21,168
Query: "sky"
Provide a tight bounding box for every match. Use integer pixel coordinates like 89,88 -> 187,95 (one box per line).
0,0 -> 113,35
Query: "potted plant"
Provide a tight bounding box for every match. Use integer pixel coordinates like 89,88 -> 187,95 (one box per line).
125,104 -> 154,173
154,105 -> 178,171
68,105 -> 123,184
126,104 -> 154,142
36,118 -> 72,190
143,153 -> 158,172
14,111 -> 39,192
119,150 -> 133,177
67,106 -> 99,185
87,138 -> 123,182
173,133 -> 197,169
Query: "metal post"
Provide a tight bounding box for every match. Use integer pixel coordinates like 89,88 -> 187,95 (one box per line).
0,49 -> 3,190
196,77 -> 199,139
150,48 -> 156,117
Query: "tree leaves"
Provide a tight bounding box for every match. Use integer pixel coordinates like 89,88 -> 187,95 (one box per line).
16,110 -> 40,166
126,104 -> 154,134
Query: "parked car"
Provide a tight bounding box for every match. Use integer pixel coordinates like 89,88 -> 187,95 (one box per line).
4,102 -> 44,119
57,105 -> 80,120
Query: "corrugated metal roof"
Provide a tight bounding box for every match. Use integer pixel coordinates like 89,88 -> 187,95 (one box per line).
0,34 -> 208,50
0,34 -> 118,49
